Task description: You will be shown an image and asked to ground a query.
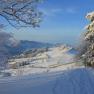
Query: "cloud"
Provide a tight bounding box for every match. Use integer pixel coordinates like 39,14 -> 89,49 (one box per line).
41,7 -> 77,17
66,8 -> 77,14
41,8 -> 63,17
0,31 -> 20,67
51,9 -> 63,13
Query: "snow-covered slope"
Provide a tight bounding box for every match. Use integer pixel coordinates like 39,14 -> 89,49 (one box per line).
0,68 -> 94,94
3,45 -> 78,76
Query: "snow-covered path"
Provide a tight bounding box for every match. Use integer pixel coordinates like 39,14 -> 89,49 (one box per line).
0,68 -> 94,94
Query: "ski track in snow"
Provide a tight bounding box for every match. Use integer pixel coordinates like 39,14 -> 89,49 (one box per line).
0,68 -> 94,94
52,68 -> 94,94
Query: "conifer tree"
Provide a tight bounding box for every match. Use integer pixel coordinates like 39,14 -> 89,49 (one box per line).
81,12 -> 94,67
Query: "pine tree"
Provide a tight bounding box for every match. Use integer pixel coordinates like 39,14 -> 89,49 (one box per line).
82,12 -> 94,67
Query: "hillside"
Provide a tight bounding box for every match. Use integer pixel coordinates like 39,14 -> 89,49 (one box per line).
0,40 -> 53,67
0,45 -> 79,77
6,40 -> 53,55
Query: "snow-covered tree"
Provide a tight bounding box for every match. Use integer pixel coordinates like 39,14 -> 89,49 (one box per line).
81,12 -> 94,67
0,0 -> 42,27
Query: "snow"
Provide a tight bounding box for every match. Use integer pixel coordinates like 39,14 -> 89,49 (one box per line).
4,45 -> 77,76
86,11 -> 94,20
3,62 -> 80,76
1,45 -> 90,94
0,68 -> 94,94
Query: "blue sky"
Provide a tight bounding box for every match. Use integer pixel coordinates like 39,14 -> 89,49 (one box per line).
4,0 -> 94,46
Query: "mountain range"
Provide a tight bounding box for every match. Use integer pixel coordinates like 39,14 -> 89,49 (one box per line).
0,40 -> 53,67
6,40 -> 53,55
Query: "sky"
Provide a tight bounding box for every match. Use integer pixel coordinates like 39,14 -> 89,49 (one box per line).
4,0 -> 94,46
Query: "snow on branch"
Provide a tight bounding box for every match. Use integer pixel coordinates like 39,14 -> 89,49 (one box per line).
0,0 -> 42,28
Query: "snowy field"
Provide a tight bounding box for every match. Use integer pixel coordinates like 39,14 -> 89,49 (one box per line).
3,45 -> 78,77
1,45 -> 92,94
0,68 -> 94,94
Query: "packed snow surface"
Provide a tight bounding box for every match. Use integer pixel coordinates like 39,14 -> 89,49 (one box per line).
0,68 -> 94,94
